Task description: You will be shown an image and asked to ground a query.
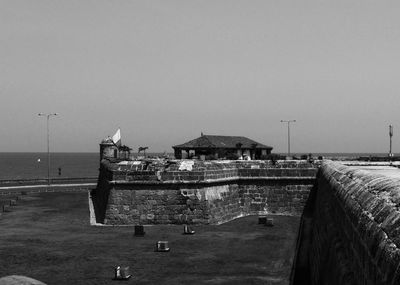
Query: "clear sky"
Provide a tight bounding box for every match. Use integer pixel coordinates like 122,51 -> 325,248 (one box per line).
1,1 -> 400,153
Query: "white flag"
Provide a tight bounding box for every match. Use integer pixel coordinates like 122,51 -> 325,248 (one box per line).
112,129 -> 121,146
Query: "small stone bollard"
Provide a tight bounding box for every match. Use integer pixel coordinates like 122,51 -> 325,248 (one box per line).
114,266 -> 131,280
3,205 -> 11,212
258,216 -> 267,224
266,218 -> 274,227
134,225 -> 145,237
9,200 -> 17,206
155,241 -> 170,252
183,225 -> 195,235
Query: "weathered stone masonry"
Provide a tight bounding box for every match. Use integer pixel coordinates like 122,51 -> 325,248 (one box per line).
91,160 -> 317,225
307,161 -> 400,285
92,158 -> 400,284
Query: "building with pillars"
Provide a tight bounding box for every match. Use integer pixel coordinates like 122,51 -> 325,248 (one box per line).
173,134 -> 273,160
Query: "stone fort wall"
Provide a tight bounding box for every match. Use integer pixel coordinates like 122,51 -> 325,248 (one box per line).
92,160 -> 317,225
306,161 -> 400,285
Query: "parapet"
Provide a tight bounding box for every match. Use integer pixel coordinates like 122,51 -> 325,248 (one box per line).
312,160 -> 400,284
99,159 -> 318,184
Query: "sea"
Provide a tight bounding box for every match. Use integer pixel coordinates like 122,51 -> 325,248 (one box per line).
0,152 -> 396,181
0,152 -> 170,181
0,152 -> 100,180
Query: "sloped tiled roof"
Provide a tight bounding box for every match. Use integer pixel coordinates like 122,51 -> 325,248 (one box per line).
173,135 -> 273,149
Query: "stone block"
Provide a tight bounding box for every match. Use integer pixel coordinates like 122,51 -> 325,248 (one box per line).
134,225 -> 145,236
129,209 -> 139,215
258,216 -> 267,224
159,214 -> 168,220
266,218 -> 274,227
147,199 -> 158,206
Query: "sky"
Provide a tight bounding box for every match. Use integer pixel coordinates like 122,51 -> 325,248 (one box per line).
1,0 -> 400,153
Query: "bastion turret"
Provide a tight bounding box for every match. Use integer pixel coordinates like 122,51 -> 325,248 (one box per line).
99,137 -> 118,161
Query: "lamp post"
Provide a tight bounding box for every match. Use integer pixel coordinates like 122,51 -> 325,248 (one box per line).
38,113 -> 58,185
280,120 -> 296,157
389,125 -> 394,159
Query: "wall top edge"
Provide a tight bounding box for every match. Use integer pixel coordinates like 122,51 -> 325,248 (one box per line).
108,176 -> 317,185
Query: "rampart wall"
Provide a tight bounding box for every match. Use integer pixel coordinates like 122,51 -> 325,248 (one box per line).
92,160 -> 317,225
306,161 -> 400,285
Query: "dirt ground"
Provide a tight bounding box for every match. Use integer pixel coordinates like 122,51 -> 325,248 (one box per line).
0,192 -> 300,285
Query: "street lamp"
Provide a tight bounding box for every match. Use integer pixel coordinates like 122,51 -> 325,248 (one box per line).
280,120 -> 296,157
389,125 -> 394,158
38,113 -> 58,185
